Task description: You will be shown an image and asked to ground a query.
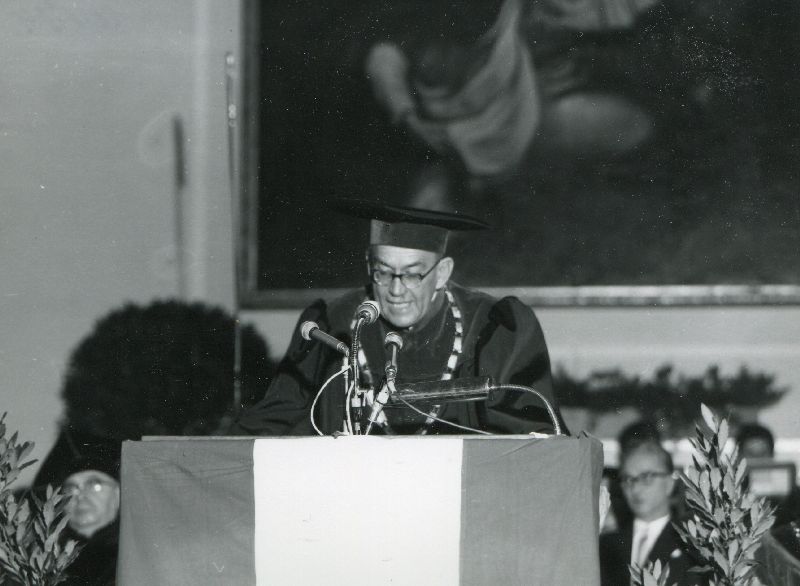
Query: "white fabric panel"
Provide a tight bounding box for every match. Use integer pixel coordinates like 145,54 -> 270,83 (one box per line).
254,436 -> 463,586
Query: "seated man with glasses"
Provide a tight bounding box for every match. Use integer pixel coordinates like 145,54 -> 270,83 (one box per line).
233,183 -> 563,436
600,439 -> 704,586
63,470 -> 121,540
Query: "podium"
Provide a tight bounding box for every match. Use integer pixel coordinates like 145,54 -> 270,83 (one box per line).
117,435 -> 603,585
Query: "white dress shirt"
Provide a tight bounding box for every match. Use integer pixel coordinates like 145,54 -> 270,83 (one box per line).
631,514 -> 670,567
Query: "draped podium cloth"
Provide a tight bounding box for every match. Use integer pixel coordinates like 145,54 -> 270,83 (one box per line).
232,282 -> 561,437
117,435 -> 603,585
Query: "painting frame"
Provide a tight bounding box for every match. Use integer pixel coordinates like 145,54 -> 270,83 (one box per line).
237,0 -> 800,310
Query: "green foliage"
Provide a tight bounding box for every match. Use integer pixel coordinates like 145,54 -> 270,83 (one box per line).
555,364 -> 785,435
0,414 -> 81,586
675,405 -> 775,585
0,416 -> 36,497
630,406 -> 775,586
631,558 -> 675,586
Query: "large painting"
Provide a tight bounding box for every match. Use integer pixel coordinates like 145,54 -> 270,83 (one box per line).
240,0 -> 800,307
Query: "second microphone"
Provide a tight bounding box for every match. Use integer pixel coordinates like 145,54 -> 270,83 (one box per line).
300,321 -> 349,357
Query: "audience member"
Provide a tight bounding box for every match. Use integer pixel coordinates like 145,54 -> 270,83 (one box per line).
618,419 -> 662,454
738,423 -> 777,460
32,300 -> 274,586
600,439 -> 704,586
603,419 -> 664,533
737,423 -> 800,528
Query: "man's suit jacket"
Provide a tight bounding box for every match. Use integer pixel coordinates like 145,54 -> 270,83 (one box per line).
600,518 -> 704,586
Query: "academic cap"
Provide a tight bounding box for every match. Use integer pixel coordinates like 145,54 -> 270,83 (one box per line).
332,198 -> 489,255
33,429 -> 121,489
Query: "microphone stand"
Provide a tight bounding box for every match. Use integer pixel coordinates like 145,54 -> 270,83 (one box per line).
364,330 -> 401,435
340,360 -> 351,434
365,378 -> 395,436
342,302 -> 380,434
348,316 -> 369,435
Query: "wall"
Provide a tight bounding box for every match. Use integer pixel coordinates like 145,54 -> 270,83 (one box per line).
0,0 -> 240,485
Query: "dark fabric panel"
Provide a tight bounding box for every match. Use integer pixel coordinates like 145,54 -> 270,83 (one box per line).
756,530 -> 800,586
460,435 -> 602,586
117,438 -> 256,586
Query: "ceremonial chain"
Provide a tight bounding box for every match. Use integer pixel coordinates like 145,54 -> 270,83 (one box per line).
348,288 -> 463,433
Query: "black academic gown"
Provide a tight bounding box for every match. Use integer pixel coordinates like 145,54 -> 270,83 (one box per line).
233,282 -> 563,436
600,518 -> 705,586
32,428 -> 121,586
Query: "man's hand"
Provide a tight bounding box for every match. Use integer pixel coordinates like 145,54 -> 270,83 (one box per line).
598,484 -> 611,533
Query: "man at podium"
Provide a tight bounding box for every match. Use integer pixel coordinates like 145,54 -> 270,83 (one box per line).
116,194 -> 599,584
233,176 -> 564,437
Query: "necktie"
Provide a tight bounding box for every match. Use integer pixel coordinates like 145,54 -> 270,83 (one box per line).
633,526 -> 650,567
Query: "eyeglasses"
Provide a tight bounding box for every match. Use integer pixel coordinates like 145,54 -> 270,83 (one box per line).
63,478 -> 115,497
370,260 -> 440,290
619,471 -> 671,489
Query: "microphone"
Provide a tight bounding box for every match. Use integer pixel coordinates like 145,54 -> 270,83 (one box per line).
300,321 -> 349,357
383,331 -> 403,381
365,333 -> 403,433
355,300 -> 380,325
390,377 -> 494,403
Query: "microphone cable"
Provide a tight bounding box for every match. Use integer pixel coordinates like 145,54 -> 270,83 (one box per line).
491,385 -> 562,436
310,364 -> 350,436
391,384 -> 563,436
392,395 -> 491,435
